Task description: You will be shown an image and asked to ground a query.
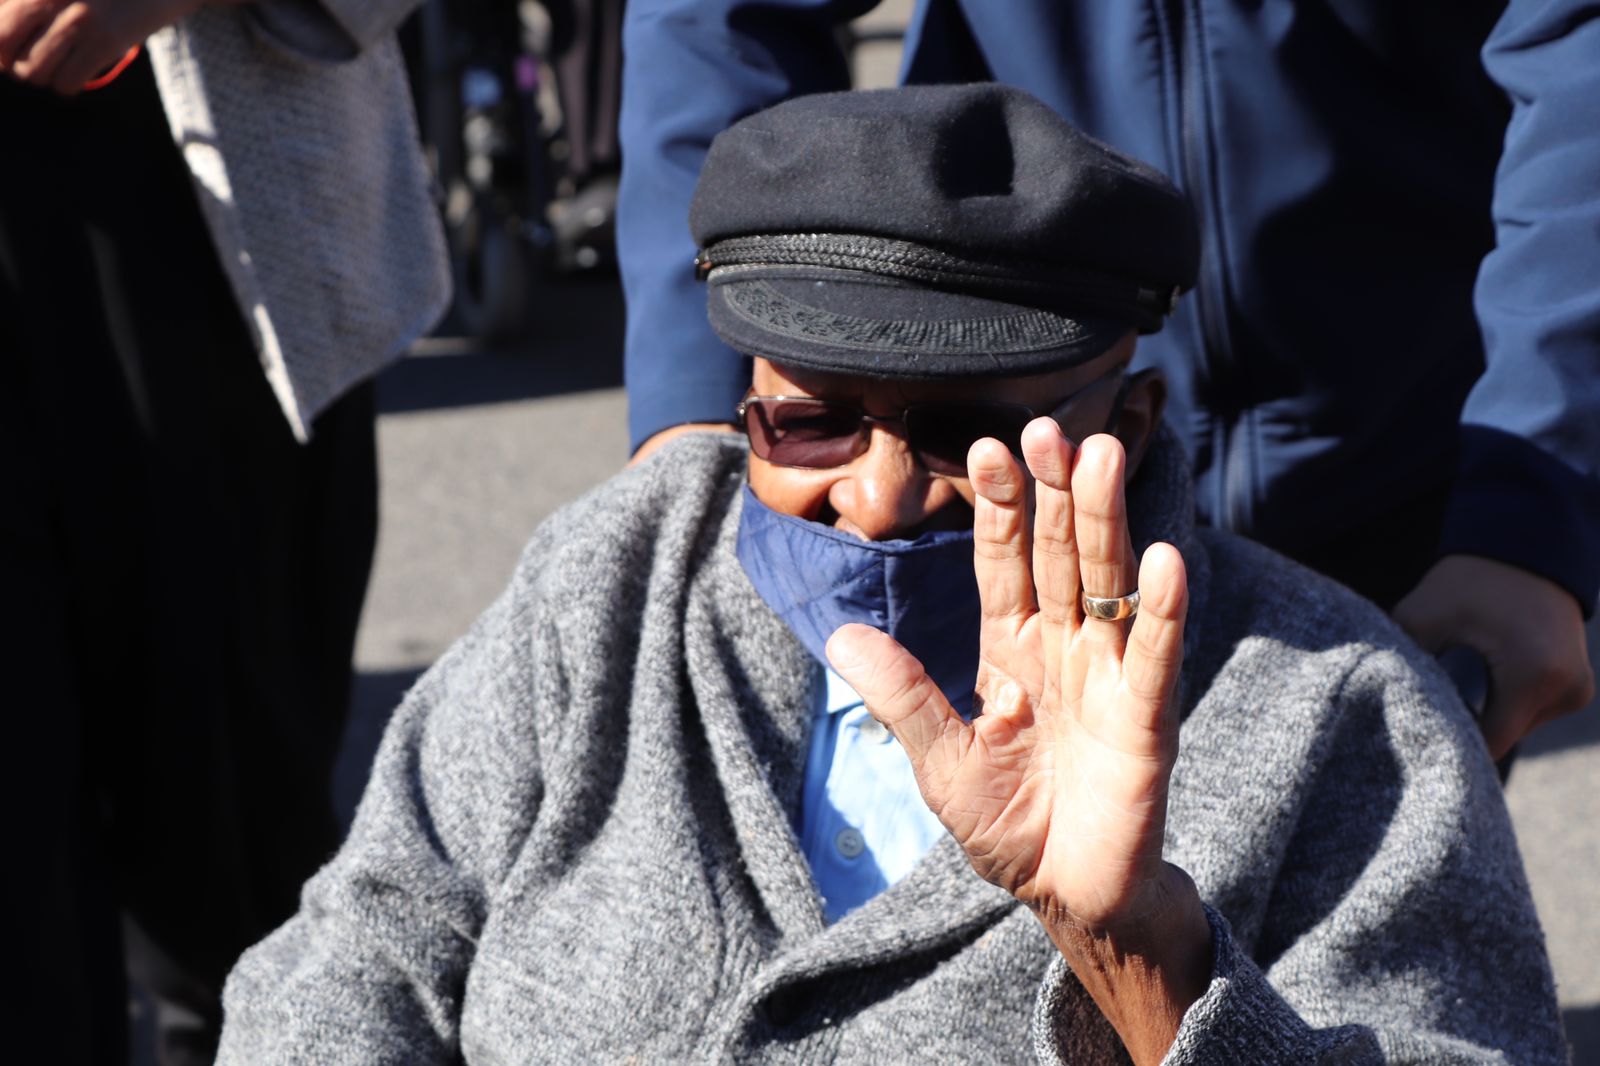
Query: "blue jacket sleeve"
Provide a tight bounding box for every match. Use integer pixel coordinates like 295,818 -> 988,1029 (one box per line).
618,0 -> 878,453
1454,0 -> 1600,614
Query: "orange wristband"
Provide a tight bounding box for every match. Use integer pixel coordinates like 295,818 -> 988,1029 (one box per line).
83,45 -> 141,92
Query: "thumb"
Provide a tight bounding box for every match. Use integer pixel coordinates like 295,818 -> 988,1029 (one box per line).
826,623 -> 964,766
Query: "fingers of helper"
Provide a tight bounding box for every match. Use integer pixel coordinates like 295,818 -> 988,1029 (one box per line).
826,623 -> 967,778
1119,542 -> 1188,741
1478,650 -> 1594,760
968,436 -> 1036,634
1071,434 -> 1138,652
1477,700 -> 1530,763
9,4 -> 79,85
0,0 -> 55,71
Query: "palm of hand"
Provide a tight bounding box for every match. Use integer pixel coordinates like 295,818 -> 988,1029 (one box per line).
829,423 -> 1188,934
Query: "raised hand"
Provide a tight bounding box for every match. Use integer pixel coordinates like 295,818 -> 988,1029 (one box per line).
827,419 -> 1210,1063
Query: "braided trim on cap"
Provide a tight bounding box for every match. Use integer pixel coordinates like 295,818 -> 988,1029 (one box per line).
696,233 -> 1179,325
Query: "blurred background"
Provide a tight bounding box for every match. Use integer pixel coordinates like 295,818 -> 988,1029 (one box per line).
146,0 -> 1600,1059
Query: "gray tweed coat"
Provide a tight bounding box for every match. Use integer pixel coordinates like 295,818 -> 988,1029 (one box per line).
148,0 -> 449,439
219,432 -> 1567,1063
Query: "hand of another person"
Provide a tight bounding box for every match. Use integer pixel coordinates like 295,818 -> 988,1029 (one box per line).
828,422 -> 1209,1065
0,0 -> 211,95
1394,554 -> 1594,759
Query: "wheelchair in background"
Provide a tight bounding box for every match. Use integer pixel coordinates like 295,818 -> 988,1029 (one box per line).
405,0 -> 623,340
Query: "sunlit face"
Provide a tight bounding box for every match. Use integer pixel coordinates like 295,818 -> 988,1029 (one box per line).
745,332 -> 1152,541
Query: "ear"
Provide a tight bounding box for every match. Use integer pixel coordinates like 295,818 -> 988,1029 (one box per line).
1113,368 -> 1167,479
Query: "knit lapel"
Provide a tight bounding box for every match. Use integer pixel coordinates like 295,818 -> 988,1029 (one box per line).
765,835 -> 1018,986
684,490 -> 828,941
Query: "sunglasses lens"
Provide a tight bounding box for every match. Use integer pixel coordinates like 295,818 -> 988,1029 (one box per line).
905,405 -> 1033,476
743,399 -> 867,468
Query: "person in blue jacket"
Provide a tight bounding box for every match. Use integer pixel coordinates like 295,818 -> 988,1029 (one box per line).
617,0 -> 1597,759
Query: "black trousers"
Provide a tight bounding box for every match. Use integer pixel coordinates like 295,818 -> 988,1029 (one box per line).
3,60 -> 376,1064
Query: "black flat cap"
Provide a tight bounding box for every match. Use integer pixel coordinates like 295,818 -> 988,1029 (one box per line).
689,84 -> 1199,379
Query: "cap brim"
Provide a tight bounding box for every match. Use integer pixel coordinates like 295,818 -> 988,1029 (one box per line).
706,266 -> 1129,378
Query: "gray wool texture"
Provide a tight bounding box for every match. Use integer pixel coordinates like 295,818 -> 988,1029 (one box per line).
218,431 -> 1568,1064
145,1 -> 450,440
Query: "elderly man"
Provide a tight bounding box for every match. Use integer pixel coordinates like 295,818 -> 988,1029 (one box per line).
218,86 -> 1564,1063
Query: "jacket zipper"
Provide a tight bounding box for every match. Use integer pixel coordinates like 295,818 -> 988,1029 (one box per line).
1162,0 -> 1254,533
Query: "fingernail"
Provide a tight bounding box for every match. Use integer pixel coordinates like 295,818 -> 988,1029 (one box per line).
825,626 -> 865,672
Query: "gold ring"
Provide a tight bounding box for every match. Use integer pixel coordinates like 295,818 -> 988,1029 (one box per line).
1081,589 -> 1140,621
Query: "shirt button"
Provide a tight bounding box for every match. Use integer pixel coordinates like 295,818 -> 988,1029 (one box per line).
856,716 -> 891,744
834,827 -> 866,859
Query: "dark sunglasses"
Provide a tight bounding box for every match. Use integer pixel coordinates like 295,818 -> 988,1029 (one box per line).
737,369 -> 1128,476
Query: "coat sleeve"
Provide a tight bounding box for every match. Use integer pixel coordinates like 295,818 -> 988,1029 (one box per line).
1445,0 -> 1600,614
618,0 -> 877,452
216,546 -> 555,1063
248,0 -> 423,60
1032,648 -> 1567,1064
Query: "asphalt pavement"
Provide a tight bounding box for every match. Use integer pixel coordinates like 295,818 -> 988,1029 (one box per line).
342,276 -> 1598,1060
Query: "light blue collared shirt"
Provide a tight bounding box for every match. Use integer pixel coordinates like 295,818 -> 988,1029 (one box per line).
798,668 -> 947,923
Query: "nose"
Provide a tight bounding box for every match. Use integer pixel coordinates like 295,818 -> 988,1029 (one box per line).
829,424 -> 948,540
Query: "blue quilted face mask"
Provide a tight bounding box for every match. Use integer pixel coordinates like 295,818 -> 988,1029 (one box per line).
736,486 -> 979,719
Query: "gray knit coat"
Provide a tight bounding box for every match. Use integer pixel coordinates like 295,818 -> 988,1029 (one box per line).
147,0 -> 449,439
218,432 -> 1568,1063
